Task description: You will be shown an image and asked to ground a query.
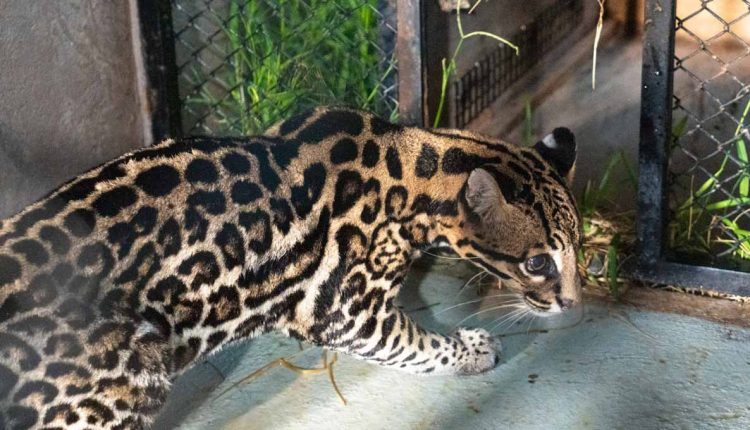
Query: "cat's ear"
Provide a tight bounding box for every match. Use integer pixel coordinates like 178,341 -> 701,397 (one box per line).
465,168 -> 505,223
533,127 -> 576,184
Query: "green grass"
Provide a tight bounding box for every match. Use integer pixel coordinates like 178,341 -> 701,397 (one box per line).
431,0 -> 518,127
185,0 -> 517,134
670,98 -> 750,261
522,97 -> 534,147
577,151 -> 637,298
184,0 -> 397,135
579,151 -> 637,226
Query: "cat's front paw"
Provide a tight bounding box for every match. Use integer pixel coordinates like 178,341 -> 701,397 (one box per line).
452,328 -> 501,375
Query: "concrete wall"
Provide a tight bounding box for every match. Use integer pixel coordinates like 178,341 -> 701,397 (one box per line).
0,1 -> 144,219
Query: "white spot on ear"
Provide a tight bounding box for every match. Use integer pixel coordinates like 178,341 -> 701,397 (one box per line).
542,133 -> 558,149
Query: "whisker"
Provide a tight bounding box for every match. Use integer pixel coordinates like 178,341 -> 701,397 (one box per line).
485,307 -> 527,333
459,272 -> 489,291
525,314 -> 537,334
508,309 -> 531,329
451,303 -> 524,329
490,312 -> 526,334
448,271 -> 486,303
500,305 -> 588,338
434,293 -> 519,317
490,308 -> 530,334
482,310 -> 519,332
420,249 -> 483,261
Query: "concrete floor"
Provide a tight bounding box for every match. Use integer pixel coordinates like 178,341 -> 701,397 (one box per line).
155,259 -> 750,430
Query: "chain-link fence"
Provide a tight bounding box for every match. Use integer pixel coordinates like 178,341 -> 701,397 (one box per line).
635,0 -> 750,294
668,0 -> 750,269
170,0 -> 399,136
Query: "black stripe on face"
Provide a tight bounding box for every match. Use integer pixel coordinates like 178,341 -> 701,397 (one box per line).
551,232 -> 565,250
470,258 -> 511,280
532,202 -> 555,248
468,241 -> 523,264
525,292 -> 551,309
553,283 -> 562,295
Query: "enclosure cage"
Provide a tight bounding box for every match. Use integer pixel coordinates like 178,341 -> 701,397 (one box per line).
137,0 -> 599,141
451,0 -> 584,129
634,0 -> 750,295
137,0 -> 424,140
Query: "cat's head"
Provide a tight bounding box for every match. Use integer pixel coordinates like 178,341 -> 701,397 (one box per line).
455,128 -> 582,313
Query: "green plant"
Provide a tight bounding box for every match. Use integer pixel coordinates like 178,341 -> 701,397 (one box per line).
579,151 -> 637,228
431,0 -> 519,127
670,98 -> 750,260
578,151 -> 637,298
185,0 -> 397,135
522,97 -> 534,147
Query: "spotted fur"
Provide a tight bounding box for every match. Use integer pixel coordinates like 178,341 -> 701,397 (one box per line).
0,107 -> 581,428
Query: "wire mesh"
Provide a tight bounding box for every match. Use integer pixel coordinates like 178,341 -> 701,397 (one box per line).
667,0 -> 750,267
452,0 -> 583,129
171,0 -> 399,136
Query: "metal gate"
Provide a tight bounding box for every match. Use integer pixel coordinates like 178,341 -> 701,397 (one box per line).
633,0 -> 750,295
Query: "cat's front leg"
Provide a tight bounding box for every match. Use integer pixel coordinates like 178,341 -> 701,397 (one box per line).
329,307 -> 501,375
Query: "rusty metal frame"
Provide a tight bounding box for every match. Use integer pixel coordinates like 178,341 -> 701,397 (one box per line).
396,0 -> 425,126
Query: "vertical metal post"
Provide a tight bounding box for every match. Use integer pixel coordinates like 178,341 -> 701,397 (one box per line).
396,0 -> 424,126
137,0 -> 182,141
636,0 -> 676,266
625,0 -> 640,37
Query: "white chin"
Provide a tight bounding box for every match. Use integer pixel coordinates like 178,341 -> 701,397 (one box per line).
547,302 -> 564,314
523,300 -> 560,315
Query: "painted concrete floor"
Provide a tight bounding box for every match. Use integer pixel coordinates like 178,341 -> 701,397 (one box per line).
155,259 -> 750,430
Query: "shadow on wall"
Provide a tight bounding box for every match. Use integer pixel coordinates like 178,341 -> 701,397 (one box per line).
0,1 -> 143,219
507,36 -> 642,210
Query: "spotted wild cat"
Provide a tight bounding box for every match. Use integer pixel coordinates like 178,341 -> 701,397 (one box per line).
0,107 -> 581,429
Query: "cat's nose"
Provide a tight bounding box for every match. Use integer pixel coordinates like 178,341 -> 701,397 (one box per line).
560,298 -> 575,310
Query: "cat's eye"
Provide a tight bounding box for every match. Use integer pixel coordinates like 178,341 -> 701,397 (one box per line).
525,254 -> 550,275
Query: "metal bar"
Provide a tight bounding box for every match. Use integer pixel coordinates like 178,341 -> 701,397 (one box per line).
627,261 -> 750,297
396,0 -> 424,126
137,0 -> 182,141
625,0 -> 639,37
627,0 -> 750,296
636,0 -> 676,265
